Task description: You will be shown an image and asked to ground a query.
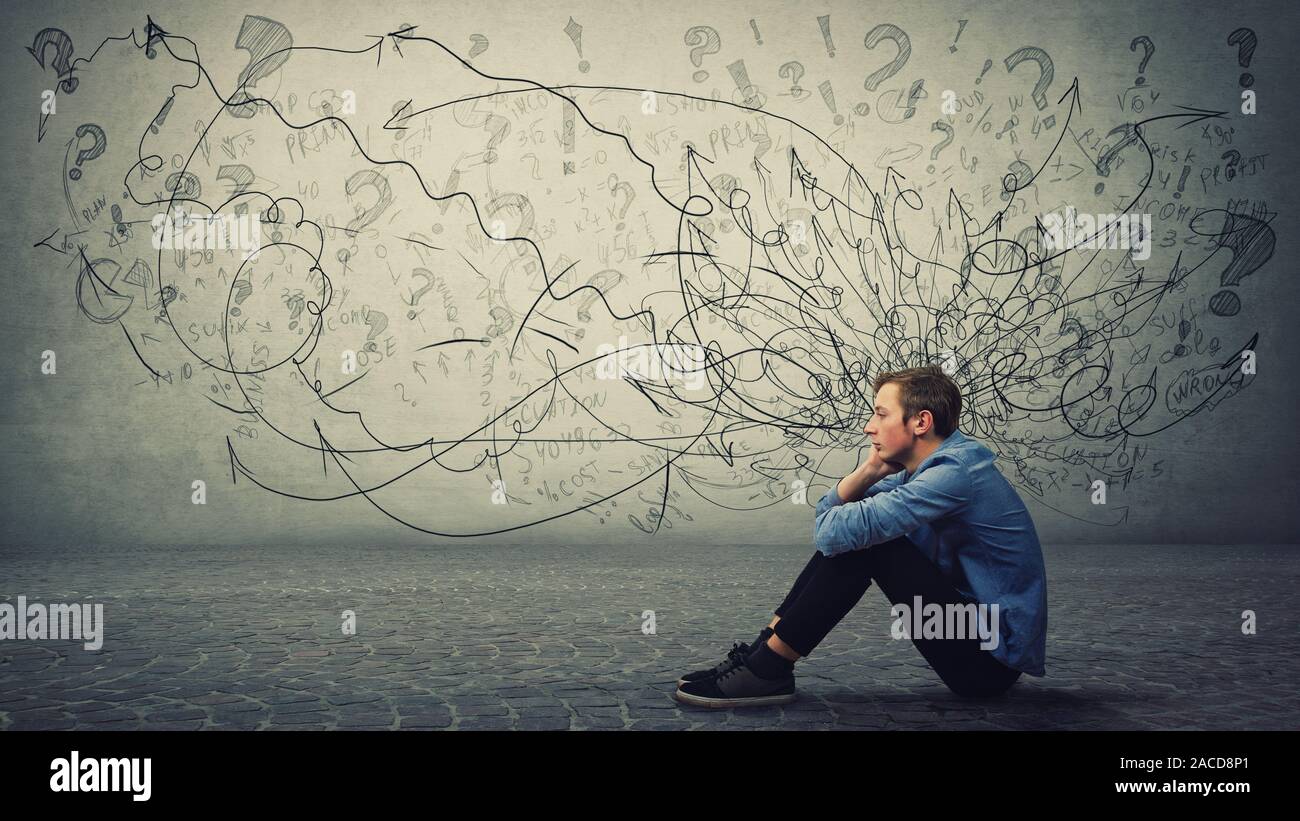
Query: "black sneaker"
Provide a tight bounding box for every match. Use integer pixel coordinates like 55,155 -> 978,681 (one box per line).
673,655 -> 797,708
677,641 -> 752,688
676,627 -> 774,688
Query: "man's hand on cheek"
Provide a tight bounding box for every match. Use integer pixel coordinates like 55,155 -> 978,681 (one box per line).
837,447 -> 906,502
863,447 -> 905,479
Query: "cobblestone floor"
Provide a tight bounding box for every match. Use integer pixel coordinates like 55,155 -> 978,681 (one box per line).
1,542 -> 1296,730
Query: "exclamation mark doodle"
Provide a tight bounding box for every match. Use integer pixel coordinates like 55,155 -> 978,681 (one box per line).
750,19 -> 763,45
150,97 -> 174,135
1174,164 -> 1191,199
818,15 -> 835,57
564,17 -> 589,73
727,59 -> 761,108
819,80 -> 843,126
976,59 -> 993,84
949,20 -> 968,53
110,203 -> 127,238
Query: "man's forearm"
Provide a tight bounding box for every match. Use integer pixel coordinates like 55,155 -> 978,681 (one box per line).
836,465 -> 890,503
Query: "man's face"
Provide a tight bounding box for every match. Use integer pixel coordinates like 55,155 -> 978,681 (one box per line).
864,382 -> 914,464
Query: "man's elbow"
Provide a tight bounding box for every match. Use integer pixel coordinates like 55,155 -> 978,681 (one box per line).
812,526 -> 829,555
813,525 -> 845,557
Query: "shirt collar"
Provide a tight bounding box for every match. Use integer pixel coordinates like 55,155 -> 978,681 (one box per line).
902,429 -> 965,482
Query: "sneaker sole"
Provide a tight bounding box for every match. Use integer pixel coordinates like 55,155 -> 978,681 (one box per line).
672,687 -> 797,708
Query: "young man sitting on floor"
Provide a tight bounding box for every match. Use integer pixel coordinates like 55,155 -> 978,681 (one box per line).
675,364 -> 1048,708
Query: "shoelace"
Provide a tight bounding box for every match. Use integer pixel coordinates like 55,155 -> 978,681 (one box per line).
715,643 -> 750,681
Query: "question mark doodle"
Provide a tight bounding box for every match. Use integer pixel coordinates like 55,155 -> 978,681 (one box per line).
1221,149 -> 1243,181
344,169 -> 394,235
28,28 -> 77,94
1227,28 -> 1256,88
1003,46 -> 1054,110
468,34 -> 489,61
929,121 -> 955,173
779,61 -> 808,101
228,277 -> 253,318
216,164 -> 254,215
68,124 -> 107,181
482,114 -> 510,164
362,308 -> 388,351
229,15 -> 293,119
283,291 -> 306,329
519,152 -> 543,180
607,174 -> 636,228
862,24 -> 911,93
575,269 -> 624,323
452,96 -> 511,165
684,25 -> 722,83
1094,122 -> 1141,194
485,305 -> 515,338
1130,36 -> 1155,86
407,268 -> 435,319
1192,208 -> 1275,317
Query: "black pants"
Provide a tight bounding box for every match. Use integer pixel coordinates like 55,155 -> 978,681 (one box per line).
772,536 -> 1022,698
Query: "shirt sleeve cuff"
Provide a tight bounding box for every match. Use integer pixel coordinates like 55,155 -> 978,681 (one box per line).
826,483 -> 843,507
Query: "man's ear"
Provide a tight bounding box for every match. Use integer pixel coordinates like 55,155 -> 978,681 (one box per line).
912,410 -> 933,436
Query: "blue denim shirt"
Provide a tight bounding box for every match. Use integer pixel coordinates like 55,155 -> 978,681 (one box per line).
813,429 -> 1047,676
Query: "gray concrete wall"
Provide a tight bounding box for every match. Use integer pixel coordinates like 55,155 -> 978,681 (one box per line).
2,0 -> 1296,547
